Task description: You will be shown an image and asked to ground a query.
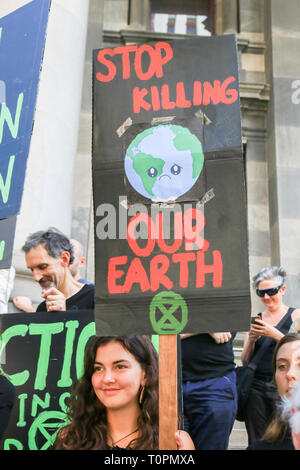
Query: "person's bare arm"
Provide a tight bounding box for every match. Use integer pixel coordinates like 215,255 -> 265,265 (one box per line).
174,430 -> 195,450
289,309 -> 300,333
180,333 -> 199,340
12,296 -> 36,313
241,331 -> 257,365
209,332 -> 232,344
251,319 -> 284,342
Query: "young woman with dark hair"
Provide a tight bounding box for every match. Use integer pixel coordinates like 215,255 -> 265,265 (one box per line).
247,333 -> 300,450
53,335 -> 194,450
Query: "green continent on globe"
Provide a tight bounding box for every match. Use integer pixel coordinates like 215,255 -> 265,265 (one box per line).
171,125 -> 204,178
131,152 -> 165,196
127,127 -> 165,197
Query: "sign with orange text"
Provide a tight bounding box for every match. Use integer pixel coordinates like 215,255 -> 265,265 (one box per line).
92,35 -> 251,335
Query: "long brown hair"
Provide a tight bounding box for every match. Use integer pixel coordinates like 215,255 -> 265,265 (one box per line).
264,333 -> 300,443
53,335 -> 158,450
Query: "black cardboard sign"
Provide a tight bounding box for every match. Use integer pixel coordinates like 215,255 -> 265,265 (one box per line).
92,35 -> 251,335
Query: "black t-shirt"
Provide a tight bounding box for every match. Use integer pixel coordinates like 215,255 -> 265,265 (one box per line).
36,284 -> 95,312
181,333 -> 236,382
253,308 -> 293,380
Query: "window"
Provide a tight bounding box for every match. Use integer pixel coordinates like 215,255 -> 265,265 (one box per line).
149,0 -> 214,36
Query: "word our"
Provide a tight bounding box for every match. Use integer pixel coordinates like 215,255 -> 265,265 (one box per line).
96,196 -> 207,242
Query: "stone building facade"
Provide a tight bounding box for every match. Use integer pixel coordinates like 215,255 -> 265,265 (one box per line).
1,0 -> 299,315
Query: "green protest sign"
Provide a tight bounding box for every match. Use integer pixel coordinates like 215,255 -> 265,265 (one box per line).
0,311 -> 95,450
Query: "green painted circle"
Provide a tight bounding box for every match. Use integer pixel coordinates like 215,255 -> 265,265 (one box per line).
149,291 -> 188,334
28,410 -> 68,450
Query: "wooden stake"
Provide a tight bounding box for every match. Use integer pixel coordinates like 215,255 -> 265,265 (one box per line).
158,334 -> 178,450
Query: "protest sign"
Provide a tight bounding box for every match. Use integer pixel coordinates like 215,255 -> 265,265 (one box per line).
0,310 -> 95,450
93,35 -> 251,335
0,0 -> 50,220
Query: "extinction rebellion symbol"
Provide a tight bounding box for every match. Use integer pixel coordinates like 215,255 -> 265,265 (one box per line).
149,291 -> 188,334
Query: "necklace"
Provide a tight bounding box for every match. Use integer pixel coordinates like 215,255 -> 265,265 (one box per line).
110,427 -> 139,447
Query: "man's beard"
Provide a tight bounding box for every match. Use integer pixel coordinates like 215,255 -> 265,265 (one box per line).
39,276 -> 55,289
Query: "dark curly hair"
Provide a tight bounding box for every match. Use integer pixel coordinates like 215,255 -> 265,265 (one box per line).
53,335 -> 158,450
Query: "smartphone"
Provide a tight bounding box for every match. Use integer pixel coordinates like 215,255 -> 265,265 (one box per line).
251,316 -> 261,324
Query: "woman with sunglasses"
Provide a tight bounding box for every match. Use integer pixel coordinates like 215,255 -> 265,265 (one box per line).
53,335 -> 194,450
241,266 -> 300,445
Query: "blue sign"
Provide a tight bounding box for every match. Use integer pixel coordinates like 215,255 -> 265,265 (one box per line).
0,0 -> 50,219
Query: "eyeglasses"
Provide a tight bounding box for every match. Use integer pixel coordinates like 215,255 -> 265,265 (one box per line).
256,285 -> 283,298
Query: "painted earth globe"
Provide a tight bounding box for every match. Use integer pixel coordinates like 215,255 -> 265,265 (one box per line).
124,124 -> 204,202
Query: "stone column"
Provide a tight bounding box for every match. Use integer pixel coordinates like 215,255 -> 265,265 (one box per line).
128,0 -> 150,30
222,0 -> 238,33
239,0 -> 264,35
265,0 -> 300,306
238,0 -> 270,312
71,0 -> 105,284
7,0 -> 90,308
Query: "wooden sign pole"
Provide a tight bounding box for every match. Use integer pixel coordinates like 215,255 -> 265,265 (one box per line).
158,334 -> 178,450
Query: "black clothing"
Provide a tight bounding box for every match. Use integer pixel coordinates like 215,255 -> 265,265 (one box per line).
253,309 -> 293,380
246,433 -> 294,450
181,333 -> 236,382
244,378 -> 279,445
36,284 -> 94,312
181,333 -> 237,450
0,375 -> 16,440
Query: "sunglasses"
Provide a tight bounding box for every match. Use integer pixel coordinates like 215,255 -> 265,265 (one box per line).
256,285 -> 283,298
